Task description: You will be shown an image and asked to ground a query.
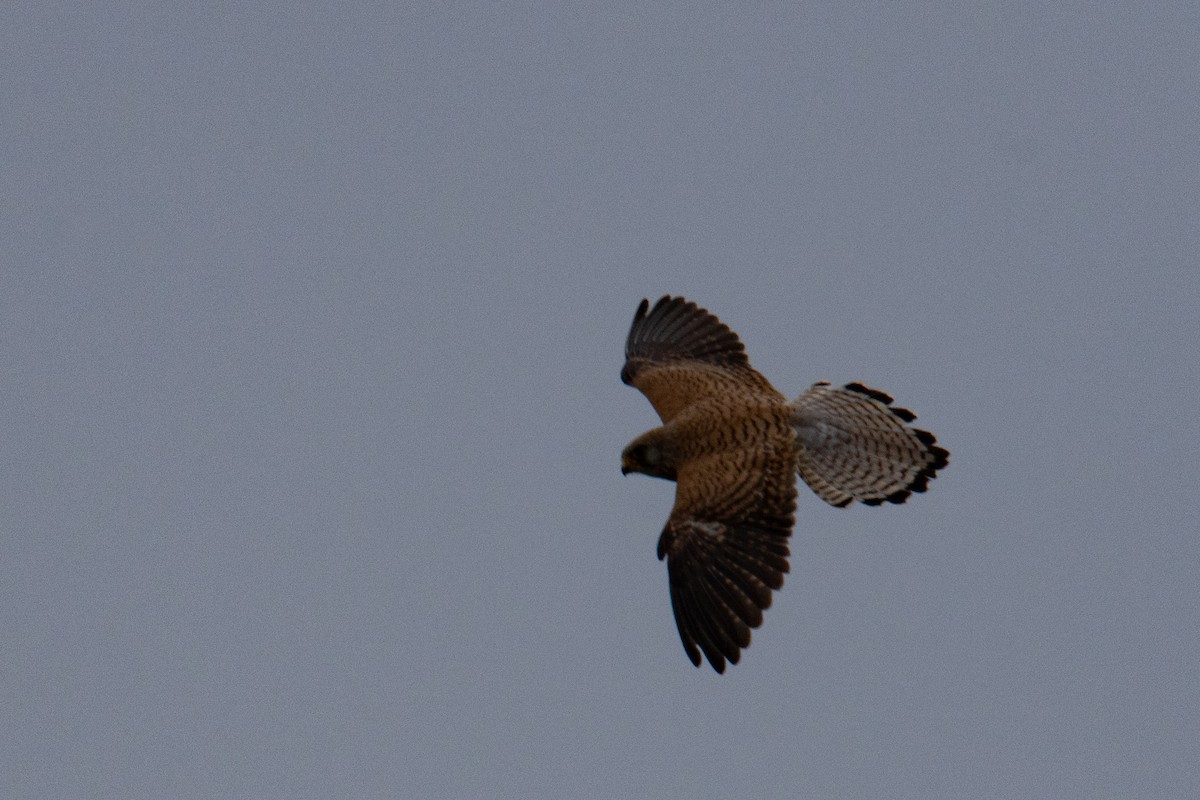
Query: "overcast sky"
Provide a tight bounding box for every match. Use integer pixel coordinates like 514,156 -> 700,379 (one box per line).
5,3 -> 1198,798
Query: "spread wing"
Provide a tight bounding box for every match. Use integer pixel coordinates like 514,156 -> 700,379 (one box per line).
656,436 -> 797,673
622,295 -> 781,422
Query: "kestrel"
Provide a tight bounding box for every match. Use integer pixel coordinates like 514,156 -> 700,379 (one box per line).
621,296 -> 948,672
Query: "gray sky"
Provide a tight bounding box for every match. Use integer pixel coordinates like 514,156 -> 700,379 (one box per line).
5,3 -> 1198,798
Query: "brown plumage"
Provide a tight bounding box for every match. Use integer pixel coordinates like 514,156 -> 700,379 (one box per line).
621,296 -> 949,672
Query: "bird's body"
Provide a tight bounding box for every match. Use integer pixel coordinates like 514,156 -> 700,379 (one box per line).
621,296 -> 948,672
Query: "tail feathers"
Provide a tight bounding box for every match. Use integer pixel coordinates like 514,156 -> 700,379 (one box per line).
790,381 -> 949,508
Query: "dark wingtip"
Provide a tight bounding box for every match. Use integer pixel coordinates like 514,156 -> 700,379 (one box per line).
623,294 -> 749,380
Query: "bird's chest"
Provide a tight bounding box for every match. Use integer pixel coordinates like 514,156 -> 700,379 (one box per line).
669,401 -> 794,462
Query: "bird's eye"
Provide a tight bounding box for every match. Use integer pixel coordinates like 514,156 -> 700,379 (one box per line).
643,445 -> 659,464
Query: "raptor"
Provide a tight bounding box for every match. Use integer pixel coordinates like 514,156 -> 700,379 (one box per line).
621,295 -> 949,672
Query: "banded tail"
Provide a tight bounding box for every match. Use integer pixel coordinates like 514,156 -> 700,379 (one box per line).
790,381 -> 949,508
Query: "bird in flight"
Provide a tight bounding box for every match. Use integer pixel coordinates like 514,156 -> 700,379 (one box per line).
621,296 -> 948,672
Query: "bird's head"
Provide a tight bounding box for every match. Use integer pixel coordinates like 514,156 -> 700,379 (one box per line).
621,429 -> 677,481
